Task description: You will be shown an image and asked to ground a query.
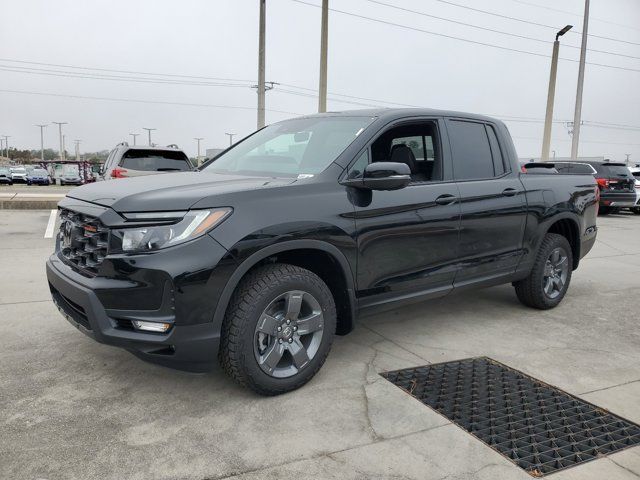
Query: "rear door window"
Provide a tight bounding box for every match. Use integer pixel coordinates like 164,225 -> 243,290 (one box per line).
121,150 -> 192,172
448,120 -> 494,180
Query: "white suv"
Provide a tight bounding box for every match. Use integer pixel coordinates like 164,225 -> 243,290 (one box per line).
630,166 -> 640,215
101,143 -> 193,180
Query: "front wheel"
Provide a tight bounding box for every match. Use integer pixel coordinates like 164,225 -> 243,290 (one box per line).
514,233 -> 573,310
219,263 -> 336,395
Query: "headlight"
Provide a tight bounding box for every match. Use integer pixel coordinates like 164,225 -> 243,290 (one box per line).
116,208 -> 232,252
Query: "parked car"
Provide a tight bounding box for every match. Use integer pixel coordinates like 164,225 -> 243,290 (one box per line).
0,167 -> 13,185
101,143 -> 192,179
26,168 -> 52,185
59,173 -> 83,186
630,167 -> 640,215
47,109 -> 598,395
578,162 -> 636,214
10,166 -> 27,183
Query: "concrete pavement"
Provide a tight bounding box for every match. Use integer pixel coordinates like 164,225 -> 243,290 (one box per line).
1,211 -> 639,479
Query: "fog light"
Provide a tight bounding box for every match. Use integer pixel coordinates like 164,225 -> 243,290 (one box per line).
133,320 -> 172,333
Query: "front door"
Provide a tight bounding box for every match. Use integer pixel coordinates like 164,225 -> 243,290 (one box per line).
346,119 -> 461,307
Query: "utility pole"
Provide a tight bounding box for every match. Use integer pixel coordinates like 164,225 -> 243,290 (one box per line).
257,0 -> 266,129
52,122 -> 67,161
541,25 -> 572,161
318,0 -> 329,113
129,133 -> 140,145
35,124 -> 48,162
194,137 -> 204,167
2,135 -> 10,160
63,134 -> 67,160
143,127 -> 156,146
571,0 -> 590,159
225,132 -> 236,146
74,140 -> 81,162
0,138 -> 4,159
625,154 -> 631,166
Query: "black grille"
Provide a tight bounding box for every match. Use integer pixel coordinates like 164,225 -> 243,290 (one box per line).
382,358 -> 640,477
49,284 -> 91,330
58,208 -> 109,277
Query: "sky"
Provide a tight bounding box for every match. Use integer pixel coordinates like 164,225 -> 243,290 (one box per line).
1,0 -> 639,162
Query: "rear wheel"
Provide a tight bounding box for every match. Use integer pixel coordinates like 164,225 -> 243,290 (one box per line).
598,206 -> 611,215
219,263 -> 336,395
514,233 -> 573,310
632,207 -> 640,215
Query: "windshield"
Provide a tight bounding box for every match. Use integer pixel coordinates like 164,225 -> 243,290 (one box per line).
31,169 -> 48,176
121,149 -> 191,172
11,168 -> 26,173
0,168 -> 9,175
203,116 -> 374,177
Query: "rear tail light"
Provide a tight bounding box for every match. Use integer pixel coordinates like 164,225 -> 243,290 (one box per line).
111,167 -> 128,178
596,178 -> 610,189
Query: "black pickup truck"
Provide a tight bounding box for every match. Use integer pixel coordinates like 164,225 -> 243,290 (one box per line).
46,109 -> 598,395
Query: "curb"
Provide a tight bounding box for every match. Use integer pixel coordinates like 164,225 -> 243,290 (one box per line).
0,199 -> 61,209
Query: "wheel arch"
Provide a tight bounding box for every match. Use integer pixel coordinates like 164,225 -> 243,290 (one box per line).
543,215 -> 581,269
213,240 -> 357,336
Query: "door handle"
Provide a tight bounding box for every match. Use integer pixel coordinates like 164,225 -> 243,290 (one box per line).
502,188 -> 517,197
434,194 -> 458,205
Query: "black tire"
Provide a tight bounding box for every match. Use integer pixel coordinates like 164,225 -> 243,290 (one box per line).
514,233 -> 573,310
632,207 -> 640,215
219,263 -> 336,395
598,206 -> 611,215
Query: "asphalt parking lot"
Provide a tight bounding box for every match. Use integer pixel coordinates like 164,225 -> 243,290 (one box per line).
2,210 -> 640,480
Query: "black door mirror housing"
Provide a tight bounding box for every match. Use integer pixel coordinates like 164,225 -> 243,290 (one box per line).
342,162 -> 411,191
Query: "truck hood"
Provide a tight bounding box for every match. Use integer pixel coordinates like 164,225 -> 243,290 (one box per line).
67,171 -> 296,212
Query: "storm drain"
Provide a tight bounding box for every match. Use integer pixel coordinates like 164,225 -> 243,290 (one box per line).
381,357 -> 640,477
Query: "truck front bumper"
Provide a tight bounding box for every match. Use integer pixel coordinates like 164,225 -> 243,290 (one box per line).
46,255 -> 221,372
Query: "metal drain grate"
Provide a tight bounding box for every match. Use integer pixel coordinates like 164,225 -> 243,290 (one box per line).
381,357 -> 640,477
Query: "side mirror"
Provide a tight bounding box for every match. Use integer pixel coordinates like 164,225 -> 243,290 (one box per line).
342,162 -> 411,191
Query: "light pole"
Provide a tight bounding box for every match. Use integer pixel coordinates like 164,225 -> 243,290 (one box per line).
571,0 -> 590,159
225,132 -> 236,146
0,138 -> 4,159
2,135 -> 10,160
318,0 -> 329,113
52,122 -> 68,161
257,0 -> 266,129
143,127 -> 156,146
194,137 -> 204,167
540,25 -> 572,161
74,140 -> 81,162
129,133 -> 140,145
35,124 -> 48,162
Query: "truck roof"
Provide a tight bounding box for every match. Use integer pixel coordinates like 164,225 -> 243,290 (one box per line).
299,108 -> 505,125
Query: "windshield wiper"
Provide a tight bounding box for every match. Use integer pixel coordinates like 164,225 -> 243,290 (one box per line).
156,168 -> 183,171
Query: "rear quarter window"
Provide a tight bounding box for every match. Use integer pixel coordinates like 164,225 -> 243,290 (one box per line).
121,149 -> 191,172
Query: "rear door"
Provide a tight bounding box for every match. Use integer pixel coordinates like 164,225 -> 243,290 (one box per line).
446,118 -> 527,285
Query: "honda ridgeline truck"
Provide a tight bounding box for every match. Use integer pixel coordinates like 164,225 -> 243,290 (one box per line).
46,109 -> 598,395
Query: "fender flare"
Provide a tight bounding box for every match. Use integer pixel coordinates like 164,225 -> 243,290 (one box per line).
212,239 -> 357,331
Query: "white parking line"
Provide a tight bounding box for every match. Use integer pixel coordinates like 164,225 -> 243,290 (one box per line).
44,209 -> 58,238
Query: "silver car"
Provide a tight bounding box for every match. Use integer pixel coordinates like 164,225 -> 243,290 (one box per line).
101,143 -> 193,180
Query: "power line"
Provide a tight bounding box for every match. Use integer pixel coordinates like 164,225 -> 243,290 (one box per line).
289,0 -> 640,73
0,89 -> 303,115
0,57 -> 255,83
0,65 -> 253,88
432,0 -> 640,46
508,0 -> 640,33
364,0 -> 640,60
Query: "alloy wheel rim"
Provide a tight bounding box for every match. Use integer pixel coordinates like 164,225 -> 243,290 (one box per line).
542,247 -> 569,299
253,290 -> 324,378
